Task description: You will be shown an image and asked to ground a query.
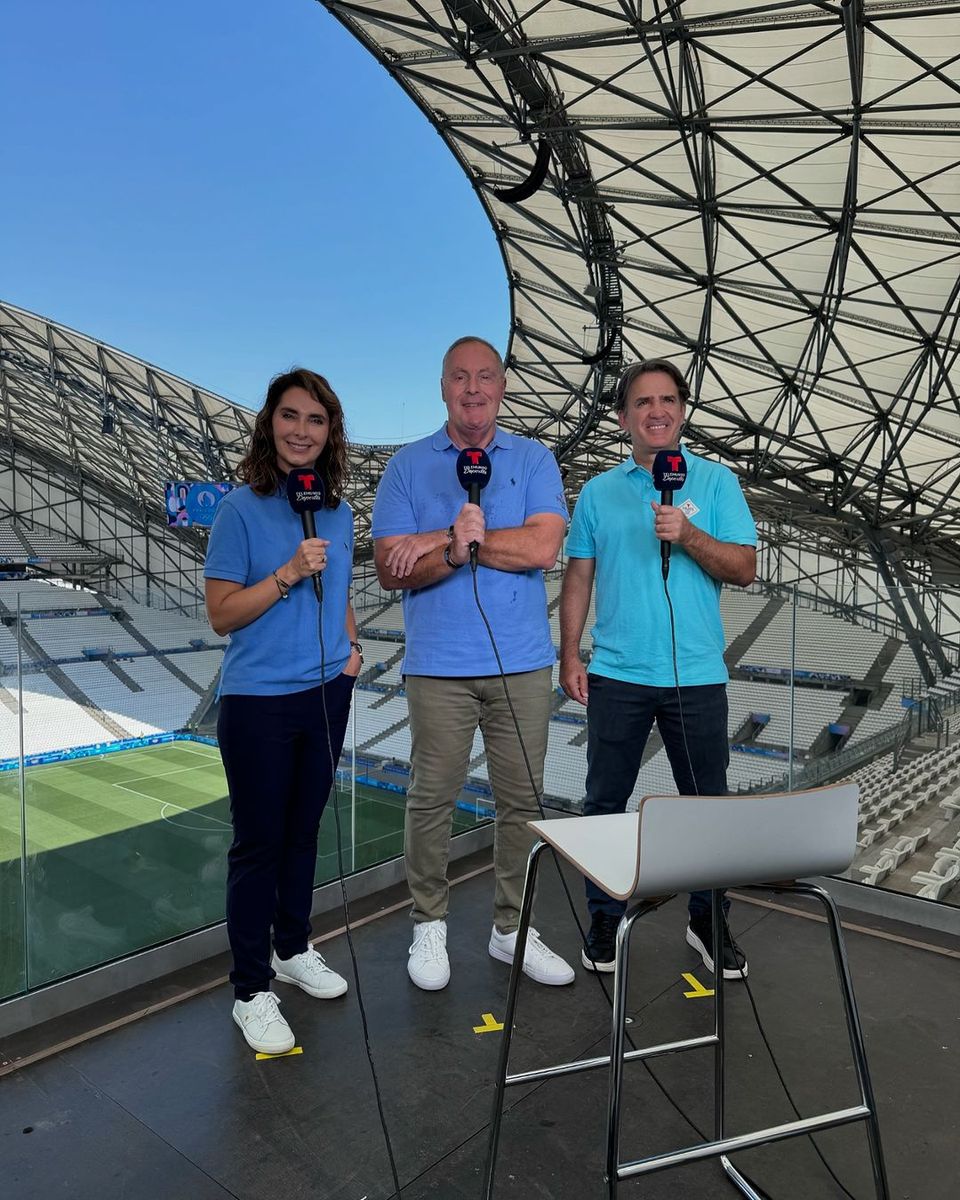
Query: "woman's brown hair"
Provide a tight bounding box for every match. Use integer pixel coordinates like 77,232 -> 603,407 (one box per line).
237,368 -> 349,505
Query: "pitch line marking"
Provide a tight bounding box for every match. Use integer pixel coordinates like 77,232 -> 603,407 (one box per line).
114,761 -> 222,786
110,782 -> 232,829
165,744 -> 222,761
158,802 -> 231,831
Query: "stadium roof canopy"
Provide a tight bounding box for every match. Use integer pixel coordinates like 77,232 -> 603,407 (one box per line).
322,0 -> 960,601
0,300 -> 396,551
2,1 -> 960,667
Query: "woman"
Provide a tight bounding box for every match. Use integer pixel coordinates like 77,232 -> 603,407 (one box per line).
205,368 -> 362,1054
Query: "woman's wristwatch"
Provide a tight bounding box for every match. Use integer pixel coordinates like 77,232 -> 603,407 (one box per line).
350,640 -> 363,657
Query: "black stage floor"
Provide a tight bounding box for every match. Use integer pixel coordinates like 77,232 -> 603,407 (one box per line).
1,850 -> 957,1200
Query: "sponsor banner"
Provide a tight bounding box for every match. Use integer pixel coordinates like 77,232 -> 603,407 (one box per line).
26,607 -> 109,619
741,663 -> 852,684
731,743 -> 791,760
165,480 -> 234,527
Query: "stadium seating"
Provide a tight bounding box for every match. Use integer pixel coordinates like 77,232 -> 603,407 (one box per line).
0,580 -> 223,756
4,574 -> 956,913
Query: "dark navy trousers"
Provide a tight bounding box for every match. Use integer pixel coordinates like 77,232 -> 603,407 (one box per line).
583,675 -> 731,922
218,673 -> 354,1000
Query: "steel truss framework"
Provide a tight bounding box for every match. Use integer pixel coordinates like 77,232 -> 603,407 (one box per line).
0,301 -> 396,606
3,1 -> 960,665
322,0 -> 960,649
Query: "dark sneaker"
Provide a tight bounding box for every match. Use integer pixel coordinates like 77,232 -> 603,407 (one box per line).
580,912 -> 621,973
686,917 -> 748,981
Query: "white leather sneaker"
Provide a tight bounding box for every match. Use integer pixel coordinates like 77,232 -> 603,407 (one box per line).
488,925 -> 575,986
232,992 -> 295,1054
272,948 -> 348,999
407,919 -> 450,990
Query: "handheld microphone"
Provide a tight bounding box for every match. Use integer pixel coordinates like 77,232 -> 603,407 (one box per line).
286,469 -> 326,602
455,447 -> 492,570
651,449 -> 687,580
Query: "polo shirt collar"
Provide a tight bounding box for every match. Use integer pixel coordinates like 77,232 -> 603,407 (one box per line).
431,424 -> 514,452
620,442 -> 689,480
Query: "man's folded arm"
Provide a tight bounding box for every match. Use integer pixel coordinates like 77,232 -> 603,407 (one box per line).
477,512 -> 566,572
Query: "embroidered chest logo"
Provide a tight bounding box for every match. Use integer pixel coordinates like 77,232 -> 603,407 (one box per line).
679,498 -> 700,519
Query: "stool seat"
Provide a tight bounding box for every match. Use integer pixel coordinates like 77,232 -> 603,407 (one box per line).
528,783 -> 860,900
483,783 -> 890,1199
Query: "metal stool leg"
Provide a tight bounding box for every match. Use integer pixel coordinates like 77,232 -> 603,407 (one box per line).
717,888 -> 765,1200
715,894 -> 768,1200
482,839 -> 548,1200
793,883 -> 891,1200
604,903 -> 647,1199
711,890 -> 726,1146
720,883 -> 891,1200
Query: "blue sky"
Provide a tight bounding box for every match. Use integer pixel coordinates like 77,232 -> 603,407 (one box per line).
2,0 -> 507,444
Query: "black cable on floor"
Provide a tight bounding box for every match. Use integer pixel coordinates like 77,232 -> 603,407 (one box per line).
469,568 -> 713,1155
662,576 -> 859,1200
472,549 -> 863,1200
315,603 -> 403,1198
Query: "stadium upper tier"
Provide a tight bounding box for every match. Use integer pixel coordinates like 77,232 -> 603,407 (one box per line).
0,300 -> 394,557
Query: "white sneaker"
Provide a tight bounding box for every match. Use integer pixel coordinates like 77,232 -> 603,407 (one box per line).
488,925 -> 575,986
232,992 -> 295,1054
272,947 -> 348,999
408,919 -> 450,990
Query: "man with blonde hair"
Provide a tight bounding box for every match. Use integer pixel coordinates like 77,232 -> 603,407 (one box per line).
372,336 -> 575,991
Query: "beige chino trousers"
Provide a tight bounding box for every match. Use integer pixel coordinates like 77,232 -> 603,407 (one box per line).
404,667 -> 552,932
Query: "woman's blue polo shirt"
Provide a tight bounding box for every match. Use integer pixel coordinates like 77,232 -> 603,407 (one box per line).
204,484 -> 353,695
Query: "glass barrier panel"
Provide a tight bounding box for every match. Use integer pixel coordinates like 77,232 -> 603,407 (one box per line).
738,585 -> 960,909
14,584 -> 228,988
0,761 -> 26,1002
317,620 -> 494,887
7,570 -> 958,1002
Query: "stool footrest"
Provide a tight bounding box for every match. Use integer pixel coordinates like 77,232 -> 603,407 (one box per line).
505,1033 -> 718,1088
618,1104 -> 872,1179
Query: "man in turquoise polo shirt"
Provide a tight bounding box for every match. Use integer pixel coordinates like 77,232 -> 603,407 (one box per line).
559,359 -> 757,979
372,336 -> 575,992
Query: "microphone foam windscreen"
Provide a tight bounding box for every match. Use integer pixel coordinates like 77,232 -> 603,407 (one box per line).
286,470 -> 326,513
652,450 -> 687,493
455,447 -> 492,493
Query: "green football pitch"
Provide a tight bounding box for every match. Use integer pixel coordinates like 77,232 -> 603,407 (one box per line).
0,741 -> 482,1000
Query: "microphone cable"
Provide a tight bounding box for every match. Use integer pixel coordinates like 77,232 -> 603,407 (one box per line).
467,562 -> 642,976
465,557 -> 715,1154
472,536 -> 862,1200
659,564 -> 861,1200
311,562 -> 404,1198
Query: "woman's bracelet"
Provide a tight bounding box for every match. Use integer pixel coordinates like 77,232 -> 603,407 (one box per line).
273,571 -> 291,600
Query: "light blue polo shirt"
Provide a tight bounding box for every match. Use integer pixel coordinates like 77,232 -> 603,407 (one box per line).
204,485 -> 353,695
566,448 -> 756,687
371,425 -> 568,676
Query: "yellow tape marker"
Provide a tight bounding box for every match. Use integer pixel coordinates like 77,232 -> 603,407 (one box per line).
682,973 -> 714,999
255,1046 -> 304,1060
473,1012 -> 504,1034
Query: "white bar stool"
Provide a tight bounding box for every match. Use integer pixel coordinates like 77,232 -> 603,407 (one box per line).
482,783 -> 889,1198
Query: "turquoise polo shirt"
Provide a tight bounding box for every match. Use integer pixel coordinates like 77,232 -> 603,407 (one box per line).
566,448 -> 756,687
204,484 -> 353,695
371,425 -> 568,676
